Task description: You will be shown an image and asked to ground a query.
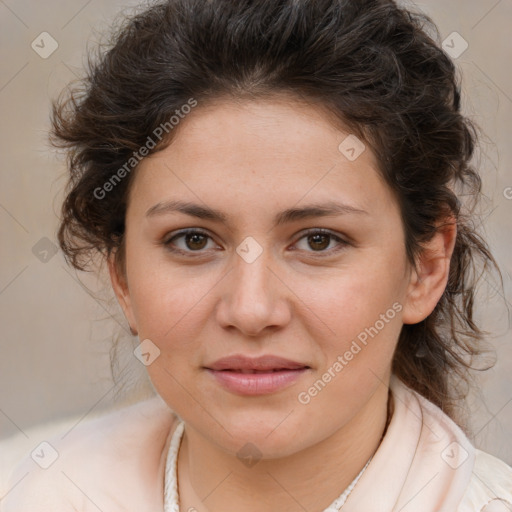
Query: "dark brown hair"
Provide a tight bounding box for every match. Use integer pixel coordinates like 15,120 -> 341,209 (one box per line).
51,0 -> 500,428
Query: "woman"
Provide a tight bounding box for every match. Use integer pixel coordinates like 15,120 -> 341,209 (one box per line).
2,0 -> 511,510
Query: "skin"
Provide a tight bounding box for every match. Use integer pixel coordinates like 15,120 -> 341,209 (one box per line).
108,94 -> 456,512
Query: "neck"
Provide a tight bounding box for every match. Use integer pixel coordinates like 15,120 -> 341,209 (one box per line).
176,385 -> 392,512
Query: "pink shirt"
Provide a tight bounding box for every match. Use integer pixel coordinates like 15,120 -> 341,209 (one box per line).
345,375 -> 512,511
1,375 -> 511,511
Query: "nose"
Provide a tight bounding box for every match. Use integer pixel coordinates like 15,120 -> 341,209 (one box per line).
215,246 -> 292,337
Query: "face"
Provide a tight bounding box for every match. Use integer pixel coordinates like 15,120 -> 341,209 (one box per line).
110,95 -> 436,458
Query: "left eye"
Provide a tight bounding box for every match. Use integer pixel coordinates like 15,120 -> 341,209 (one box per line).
163,229 -> 347,255
294,229 -> 347,253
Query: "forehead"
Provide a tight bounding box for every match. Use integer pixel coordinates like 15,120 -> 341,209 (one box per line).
129,95 -> 394,218
161,95 -> 376,167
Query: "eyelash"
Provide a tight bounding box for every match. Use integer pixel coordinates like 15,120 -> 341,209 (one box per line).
162,228 -> 349,257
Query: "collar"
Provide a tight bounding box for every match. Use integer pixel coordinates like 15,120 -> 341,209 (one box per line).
343,374 -> 475,511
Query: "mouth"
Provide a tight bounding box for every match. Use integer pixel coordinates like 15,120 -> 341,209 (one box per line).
216,368 -> 310,374
203,355 -> 311,395
204,354 -> 311,373
205,368 -> 310,396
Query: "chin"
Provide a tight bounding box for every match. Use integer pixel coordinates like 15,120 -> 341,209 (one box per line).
207,410 -> 312,458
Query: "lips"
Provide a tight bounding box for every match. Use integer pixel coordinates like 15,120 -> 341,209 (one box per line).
204,354 -> 311,395
222,369 -> 295,374
204,354 -> 310,372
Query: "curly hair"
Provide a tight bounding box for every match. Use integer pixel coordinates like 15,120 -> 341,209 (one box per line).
51,0 -> 500,429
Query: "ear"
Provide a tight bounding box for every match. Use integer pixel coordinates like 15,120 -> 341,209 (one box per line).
107,253 -> 138,336
402,217 -> 457,325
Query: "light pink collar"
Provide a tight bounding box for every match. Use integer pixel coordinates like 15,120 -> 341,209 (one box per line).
344,374 -> 475,511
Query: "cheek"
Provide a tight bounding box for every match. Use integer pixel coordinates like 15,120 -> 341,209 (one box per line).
288,251 -> 407,378
293,268 -> 404,420
124,234 -> 218,338
130,275 -> 213,341
294,253 -> 406,331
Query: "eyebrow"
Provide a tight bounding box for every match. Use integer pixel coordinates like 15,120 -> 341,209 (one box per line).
145,199 -> 368,227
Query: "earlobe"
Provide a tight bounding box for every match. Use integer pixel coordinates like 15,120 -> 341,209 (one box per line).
107,254 -> 139,336
402,217 -> 457,325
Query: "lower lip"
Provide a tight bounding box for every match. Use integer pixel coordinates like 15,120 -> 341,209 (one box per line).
205,368 -> 309,395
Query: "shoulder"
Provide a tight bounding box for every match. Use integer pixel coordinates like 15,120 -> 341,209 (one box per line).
1,397 -> 179,512
388,377 -> 511,511
458,449 -> 512,512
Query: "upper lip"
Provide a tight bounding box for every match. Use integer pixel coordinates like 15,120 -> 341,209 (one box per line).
205,355 -> 310,371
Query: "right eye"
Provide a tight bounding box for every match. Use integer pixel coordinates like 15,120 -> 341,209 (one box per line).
162,228 -> 220,256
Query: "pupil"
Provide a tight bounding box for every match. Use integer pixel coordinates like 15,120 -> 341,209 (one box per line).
186,233 -> 207,250
309,234 -> 329,251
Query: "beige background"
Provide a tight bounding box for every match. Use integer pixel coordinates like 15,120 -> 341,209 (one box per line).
0,0 -> 511,468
